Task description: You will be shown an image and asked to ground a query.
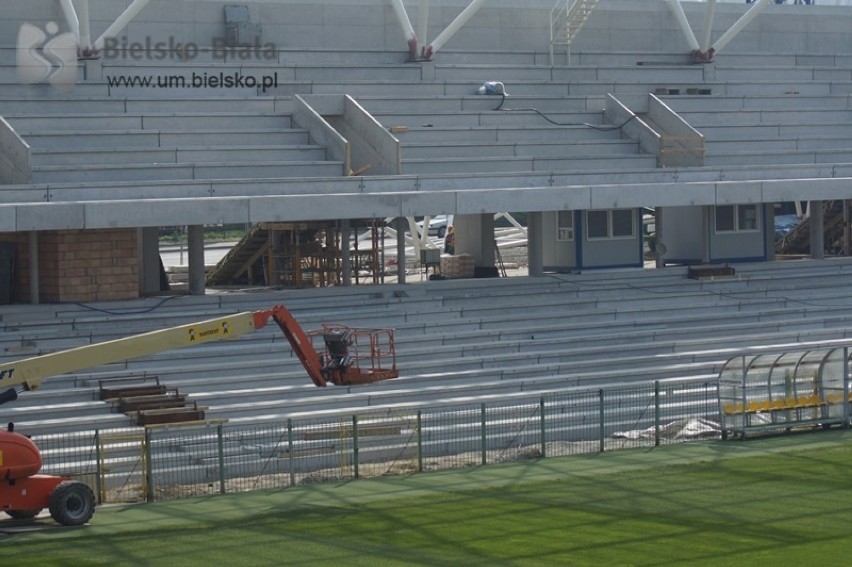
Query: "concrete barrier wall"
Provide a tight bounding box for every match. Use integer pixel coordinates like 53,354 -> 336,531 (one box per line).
343,95 -> 401,175
292,94 -> 349,175
648,95 -> 704,167
3,1 -> 851,58
605,94 -> 660,159
0,116 -> 30,184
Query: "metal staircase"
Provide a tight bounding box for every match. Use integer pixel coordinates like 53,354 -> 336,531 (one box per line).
775,201 -> 846,256
550,0 -> 600,66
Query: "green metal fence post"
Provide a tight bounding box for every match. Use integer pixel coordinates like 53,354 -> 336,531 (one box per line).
144,427 -> 154,503
353,415 -> 359,479
654,381 -> 661,447
599,389 -> 605,453
217,424 -> 226,495
481,403 -> 487,465
417,410 -> 423,472
94,430 -> 103,505
287,419 -> 295,487
540,397 -> 546,458
844,348 -> 850,429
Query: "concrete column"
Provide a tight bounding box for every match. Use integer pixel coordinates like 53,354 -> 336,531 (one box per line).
527,212 -> 544,277
702,206 -> 711,263
28,231 -> 39,304
655,207 -> 665,269
454,214 -> 493,267
764,204 -> 776,262
138,227 -> 162,295
341,220 -> 352,287
479,213 -> 495,272
187,225 -> 206,295
268,229 -> 279,286
810,200 -> 825,260
395,217 -> 406,284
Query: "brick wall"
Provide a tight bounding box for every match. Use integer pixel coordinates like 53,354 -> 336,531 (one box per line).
0,229 -> 140,303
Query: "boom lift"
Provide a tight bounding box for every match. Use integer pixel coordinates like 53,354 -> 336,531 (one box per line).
0,304 -> 398,526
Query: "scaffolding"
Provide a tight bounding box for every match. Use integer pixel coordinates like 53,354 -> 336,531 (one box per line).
268,221 -> 384,288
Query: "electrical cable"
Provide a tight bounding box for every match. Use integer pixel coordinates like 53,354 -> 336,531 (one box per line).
491,92 -> 640,130
73,294 -> 180,315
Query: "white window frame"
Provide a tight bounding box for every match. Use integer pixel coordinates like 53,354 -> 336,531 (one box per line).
715,204 -> 760,234
585,209 -> 636,240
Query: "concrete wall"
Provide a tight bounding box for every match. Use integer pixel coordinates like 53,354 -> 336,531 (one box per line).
4,1 -> 851,55
606,94 -> 661,161
343,96 -> 401,176
0,0 -> 554,53
575,0 -> 852,55
648,95 -> 704,167
292,94 -> 349,174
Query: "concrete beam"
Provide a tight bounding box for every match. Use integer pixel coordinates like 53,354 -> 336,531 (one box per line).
3,176 -> 852,233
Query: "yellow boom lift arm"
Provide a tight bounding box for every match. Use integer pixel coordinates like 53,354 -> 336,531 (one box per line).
0,304 -> 398,405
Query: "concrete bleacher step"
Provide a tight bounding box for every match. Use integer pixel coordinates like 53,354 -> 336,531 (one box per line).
431,64 -> 705,84
0,97 -> 287,115
391,124 -> 623,143
7,260 -> 852,354
401,154 -> 657,175
356,94 -> 602,114
714,66 -> 850,82
704,149 -> 852,166
705,137 -> 852,153
13,291 -> 852,385
22,128 -> 311,149
4,112 -> 292,132
401,140 -> 641,159
29,145 -> 327,166
369,110 -> 606,128
30,160 -> 343,183
696,123 -> 852,141
672,109 -> 852,127
0,81 -> 109,98
659,94 -> 852,112
7,257 -> 852,435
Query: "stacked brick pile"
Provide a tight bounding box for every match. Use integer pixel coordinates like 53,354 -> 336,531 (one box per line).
440,253 -> 474,279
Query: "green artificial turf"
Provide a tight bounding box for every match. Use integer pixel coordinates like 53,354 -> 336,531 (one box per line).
4,431 -> 852,566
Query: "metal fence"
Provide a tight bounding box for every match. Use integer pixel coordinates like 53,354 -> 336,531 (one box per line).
34,377 -> 724,505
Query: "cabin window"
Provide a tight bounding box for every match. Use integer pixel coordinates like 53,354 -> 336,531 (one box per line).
716,204 -> 759,233
557,211 -> 574,241
586,209 -> 635,240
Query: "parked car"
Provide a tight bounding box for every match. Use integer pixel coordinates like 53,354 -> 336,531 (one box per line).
416,215 -> 453,239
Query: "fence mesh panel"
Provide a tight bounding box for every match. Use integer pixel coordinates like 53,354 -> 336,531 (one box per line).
28,378 -> 730,505
544,389 -> 604,457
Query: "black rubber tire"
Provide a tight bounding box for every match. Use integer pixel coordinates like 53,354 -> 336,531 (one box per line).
6,509 -> 41,520
437,226 -> 446,239
48,480 -> 95,526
